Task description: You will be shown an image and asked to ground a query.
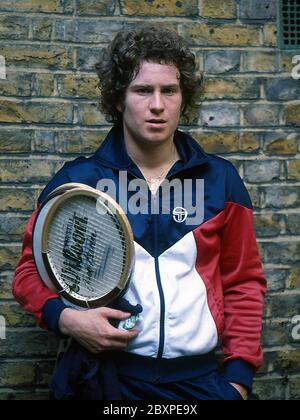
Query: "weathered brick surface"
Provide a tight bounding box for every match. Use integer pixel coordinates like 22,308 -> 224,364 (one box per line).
203,77 -> 260,100
200,0 -> 236,19
0,245 -> 21,271
77,0 -> 116,16
264,269 -> 286,293
264,186 -> 300,209
0,129 -> 32,153
287,268 -> 300,290
56,130 -> 107,154
239,0 -> 277,21
31,17 -> 53,41
0,0 -> 73,14
0,0 -> 298,401
0,272 -> 14,299
204,51 -> 240,74
0,330 -> 59,358
263,133 -> 299,156
265,79 -> 300,101
0,73 -> 32,97
122,0 -> 199,17
200,104 -> 240,127
287,160 -> 300,181
284,104 -> 300,127
0,188 -> 36,211
0,302 -> 36,328
254,214 -> 282,237
243,104 -> 281,127
263,24 -> 278,47
57,74 -> 99,99
0,160 -> 54,183
243,51 -> 278,73
0,16 -> 29,40
0,100 -> 73,124
0,360 -> 55,387
0,214 -> 28,242
0,389 -> 51,401
244,160 -> 282,183
181,23 -> 261,47
0,45 -> 73,70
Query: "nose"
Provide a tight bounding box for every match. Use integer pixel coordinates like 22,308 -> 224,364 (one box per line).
149,91 -> 164,114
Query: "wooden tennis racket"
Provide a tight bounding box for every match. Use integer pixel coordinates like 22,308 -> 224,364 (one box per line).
32,183 -> 135,310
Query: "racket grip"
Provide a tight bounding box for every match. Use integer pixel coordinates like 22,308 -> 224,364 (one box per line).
108,297 -> 143,329
117,314 -> 141,331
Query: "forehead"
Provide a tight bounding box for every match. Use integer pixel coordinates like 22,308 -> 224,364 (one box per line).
130,61 -> 180,86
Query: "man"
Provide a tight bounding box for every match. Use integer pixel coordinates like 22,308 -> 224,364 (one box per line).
13,25 -> 267,400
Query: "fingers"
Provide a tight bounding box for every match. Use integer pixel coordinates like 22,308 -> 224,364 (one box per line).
111,328 -> 139,341
78,329 -> 139,354
99,307 -> 131,320
72,307 -> 140,354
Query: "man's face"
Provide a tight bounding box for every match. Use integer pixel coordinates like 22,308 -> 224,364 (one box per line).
118,60 -> 183,146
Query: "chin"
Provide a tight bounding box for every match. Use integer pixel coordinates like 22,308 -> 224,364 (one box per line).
144,131 -> 172,142
145,136 -> 170,145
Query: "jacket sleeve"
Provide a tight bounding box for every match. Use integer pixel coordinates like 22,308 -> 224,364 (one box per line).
12,207 -> 66,330
12,163 -> 72,331
220,164 -> 267,390
12,158 -> 102,333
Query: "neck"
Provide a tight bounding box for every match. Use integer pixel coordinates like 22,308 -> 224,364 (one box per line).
123,128 -> 179,170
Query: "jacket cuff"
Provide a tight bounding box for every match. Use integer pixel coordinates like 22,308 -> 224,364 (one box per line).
42,298 -> 69,338
223,359 -> 255,392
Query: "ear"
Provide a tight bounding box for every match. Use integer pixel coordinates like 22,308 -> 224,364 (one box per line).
116,102 -> 124,113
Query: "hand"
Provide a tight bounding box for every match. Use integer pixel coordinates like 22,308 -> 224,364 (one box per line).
58,307 -> 139,354
229,382 -> 248,400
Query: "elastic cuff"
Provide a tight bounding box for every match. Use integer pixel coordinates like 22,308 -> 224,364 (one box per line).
223,359 -> 255,392
42,298 -> 69,338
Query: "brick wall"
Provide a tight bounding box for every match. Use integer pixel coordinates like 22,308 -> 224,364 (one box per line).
0,0 -> 299,400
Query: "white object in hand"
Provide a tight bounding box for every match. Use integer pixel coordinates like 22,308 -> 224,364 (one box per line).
118,314 -> 140,331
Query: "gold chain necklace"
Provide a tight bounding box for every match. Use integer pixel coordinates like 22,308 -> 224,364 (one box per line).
145,166 -> 172,192
143,149 -> 178,192
131,146 -> 178,193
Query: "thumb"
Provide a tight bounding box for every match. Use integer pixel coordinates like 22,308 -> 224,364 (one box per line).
100,307 -> 131,320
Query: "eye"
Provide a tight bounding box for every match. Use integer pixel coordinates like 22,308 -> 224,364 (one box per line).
136,88 -> 152,94
163,88 -> 177,95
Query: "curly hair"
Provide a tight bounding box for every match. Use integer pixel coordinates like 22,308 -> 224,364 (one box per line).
95,24 -> 203,126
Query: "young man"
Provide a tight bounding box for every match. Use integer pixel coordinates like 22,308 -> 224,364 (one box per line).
13,25 -> 267,400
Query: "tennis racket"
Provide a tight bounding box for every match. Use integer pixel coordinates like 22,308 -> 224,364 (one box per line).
32,183 -> 135,310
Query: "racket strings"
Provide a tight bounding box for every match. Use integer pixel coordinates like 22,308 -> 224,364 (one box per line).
48,246 -> 126,298
47,196 -> 130,300
49,214 -> 127,275
47,244 -> 126,286
52,205 -> 127,249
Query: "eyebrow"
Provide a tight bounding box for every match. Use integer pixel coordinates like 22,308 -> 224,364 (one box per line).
130,84 -> 180,89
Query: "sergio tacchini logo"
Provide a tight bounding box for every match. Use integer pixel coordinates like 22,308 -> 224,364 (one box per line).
173,207 -> 188,223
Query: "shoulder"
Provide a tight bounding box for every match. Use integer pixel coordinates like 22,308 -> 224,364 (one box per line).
205,153 -> 253,209
38,156 -> 103,204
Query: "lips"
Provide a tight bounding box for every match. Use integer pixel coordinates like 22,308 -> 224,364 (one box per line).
147,120 -> 167,124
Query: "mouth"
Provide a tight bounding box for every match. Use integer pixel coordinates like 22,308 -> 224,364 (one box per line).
146,120 -> 167,128
147,119 -> 167,124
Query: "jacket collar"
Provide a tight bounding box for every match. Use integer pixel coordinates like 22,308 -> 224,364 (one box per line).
93,125 -> 209,174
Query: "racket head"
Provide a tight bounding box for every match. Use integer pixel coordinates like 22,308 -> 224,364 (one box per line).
33,183 -> 135,309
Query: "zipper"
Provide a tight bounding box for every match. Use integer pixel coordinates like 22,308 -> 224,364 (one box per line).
122,166 -> 167,358
153,213 -> 166,359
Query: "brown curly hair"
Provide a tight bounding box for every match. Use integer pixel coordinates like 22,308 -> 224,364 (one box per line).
95,24 -> 203,126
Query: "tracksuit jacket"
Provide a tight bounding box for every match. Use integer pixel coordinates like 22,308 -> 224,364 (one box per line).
13,125 -> 267,393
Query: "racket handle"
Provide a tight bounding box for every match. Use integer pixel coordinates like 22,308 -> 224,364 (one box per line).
118,314 -> 141,331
